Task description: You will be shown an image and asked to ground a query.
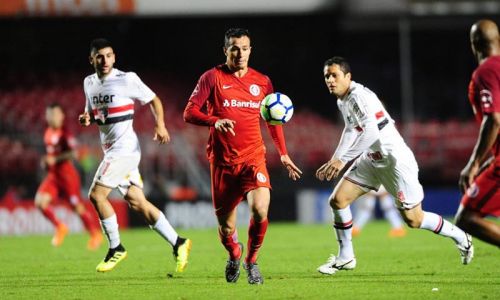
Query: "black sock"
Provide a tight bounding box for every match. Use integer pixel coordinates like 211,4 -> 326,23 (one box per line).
173,237 -> 186,255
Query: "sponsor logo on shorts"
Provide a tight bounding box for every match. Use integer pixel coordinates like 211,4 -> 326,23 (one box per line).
466,183 -> 479,198
249,84 -> 261,96
257,172 -> 267,183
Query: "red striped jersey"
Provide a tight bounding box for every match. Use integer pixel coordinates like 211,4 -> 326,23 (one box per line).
83,68 -> 155,154
468,55 -> 500,158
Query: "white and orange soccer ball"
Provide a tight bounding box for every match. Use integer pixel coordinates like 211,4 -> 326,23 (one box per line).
260,92 -> 294,125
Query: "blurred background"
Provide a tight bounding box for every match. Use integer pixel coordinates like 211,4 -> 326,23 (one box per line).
0,0 -> 498,234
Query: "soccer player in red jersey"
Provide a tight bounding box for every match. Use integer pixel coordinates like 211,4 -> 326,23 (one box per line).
455,19 -> 500,246
184,28 -> 302,284
35,103 -> 103,249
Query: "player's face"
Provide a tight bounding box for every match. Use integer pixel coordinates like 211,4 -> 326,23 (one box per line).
224,36 -> 251,71
324,64 -> 351,98
89,47 -> 115,77
46,107 -> 64,129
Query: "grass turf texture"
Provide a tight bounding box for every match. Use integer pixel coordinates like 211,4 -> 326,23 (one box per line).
1,222 -> 499,299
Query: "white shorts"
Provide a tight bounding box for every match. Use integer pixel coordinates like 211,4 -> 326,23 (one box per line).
91,153 -> 143,196
344,152 -> 424,210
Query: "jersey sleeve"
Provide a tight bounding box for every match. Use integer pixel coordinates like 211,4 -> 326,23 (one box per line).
127,72 -> 156,104
266,124 -> 287,156
83,78 -> 92,113
477,67 -> 500,114
188,69 -> 216,106
337,95 -> 379,163
183,69 -> 218,126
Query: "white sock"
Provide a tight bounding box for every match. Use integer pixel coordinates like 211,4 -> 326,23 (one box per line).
332,206 -> 354,260
354,195 -> 375,229
380,195 -> 404,229
419,211 -> 466,244
151,211 -> 178,246
100,214 -> 120,249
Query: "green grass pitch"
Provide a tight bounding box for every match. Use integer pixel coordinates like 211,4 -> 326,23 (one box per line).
1,222 -> 499,299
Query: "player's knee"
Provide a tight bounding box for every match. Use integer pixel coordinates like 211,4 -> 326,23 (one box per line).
219,224 -> 235,236
250,202 -> 268,219
88,189 -> 105,206
403,216 -> 421,228
34,193 -> 50,209
330,196 -> 349,210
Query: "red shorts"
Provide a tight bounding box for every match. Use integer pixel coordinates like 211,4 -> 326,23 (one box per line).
37,167 -> 82,207
460,159 -> 500,217
210,157 -> 271,217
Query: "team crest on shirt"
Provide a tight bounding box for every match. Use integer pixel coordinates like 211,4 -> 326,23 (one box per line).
257,172 -> 267,183
479,89 -> 492,109
466,183 -> 479,198
249,84 -> 261,96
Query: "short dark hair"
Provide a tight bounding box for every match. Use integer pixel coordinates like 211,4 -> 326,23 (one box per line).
47,103 -> 62,110
90,38 -> 113,55
324,56 -> 351,75
224,28 -> 250,47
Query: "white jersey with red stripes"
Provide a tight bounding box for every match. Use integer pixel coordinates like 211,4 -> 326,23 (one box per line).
334,81 -> 412,168
83,68 -> 155,155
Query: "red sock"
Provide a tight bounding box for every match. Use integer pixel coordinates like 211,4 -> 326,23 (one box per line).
79,210 -> 99,233
246,218 -> 269,264
41,207 -> 61,227
218,228 -> 241,260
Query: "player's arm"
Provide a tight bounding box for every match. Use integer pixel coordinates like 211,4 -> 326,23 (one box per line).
459,111 -> 500,193
149,96 -> 170,144
266,124 -> 302,180
43,150 -> 77,167
79,86 -> 95,127
183,70 -> 236,135
316,96 -> 378,181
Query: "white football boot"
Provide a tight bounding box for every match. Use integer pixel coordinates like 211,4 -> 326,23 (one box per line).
456,233 -> 474,265
317,255 -> 356,275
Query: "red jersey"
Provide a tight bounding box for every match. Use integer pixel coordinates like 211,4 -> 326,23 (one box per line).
43,127 -> 77,174
468,55 -> 500,158
185,64 -> 287,165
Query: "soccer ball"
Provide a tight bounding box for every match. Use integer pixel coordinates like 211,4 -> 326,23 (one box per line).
260,92 -> 294,125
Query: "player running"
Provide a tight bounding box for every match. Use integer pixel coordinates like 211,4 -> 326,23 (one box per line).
316,57 -> 473,275
454,19 -> 500,246
183,28 -> 302,284
36,103 -> 102,249
79,38 -> 191,273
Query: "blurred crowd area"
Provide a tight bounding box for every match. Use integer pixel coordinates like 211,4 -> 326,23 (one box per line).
1,10 -> 493,202
0,71 -> 477,202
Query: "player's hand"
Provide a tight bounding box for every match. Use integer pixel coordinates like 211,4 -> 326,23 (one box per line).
78,112 -> 91,127
459,161 -> 479,194
316,159 -> 345,181
280,154 -> 302,181
153,123 -> 170,144
215,119 -> 236,136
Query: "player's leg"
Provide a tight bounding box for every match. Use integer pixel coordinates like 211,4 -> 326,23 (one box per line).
211,163 -> 244,282
35,177 -> 68,246
124,184 -> 191,272
400,203 -> 473,264
63,172 -> 103,250
455,206 -> 500,246
88,183 -> 126,272
244,186 -> 270,284
352,192 -> 376,236
317,178 -> 366,275
379,193 -> 406,237
217,209 -> 243,282
454,162 -> 500,246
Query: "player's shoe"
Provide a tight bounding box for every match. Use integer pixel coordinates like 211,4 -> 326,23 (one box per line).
243,262 -> 264,285
352,226 -> 361,237
96,244 -> 127,272
225,242 -> 244,283
317,255 -> 356,275
87,230 -> 103,251
173,238 -> 192,272
51,223 -> 69,247
456,233 -> 474,265
388,227 -> 407,238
